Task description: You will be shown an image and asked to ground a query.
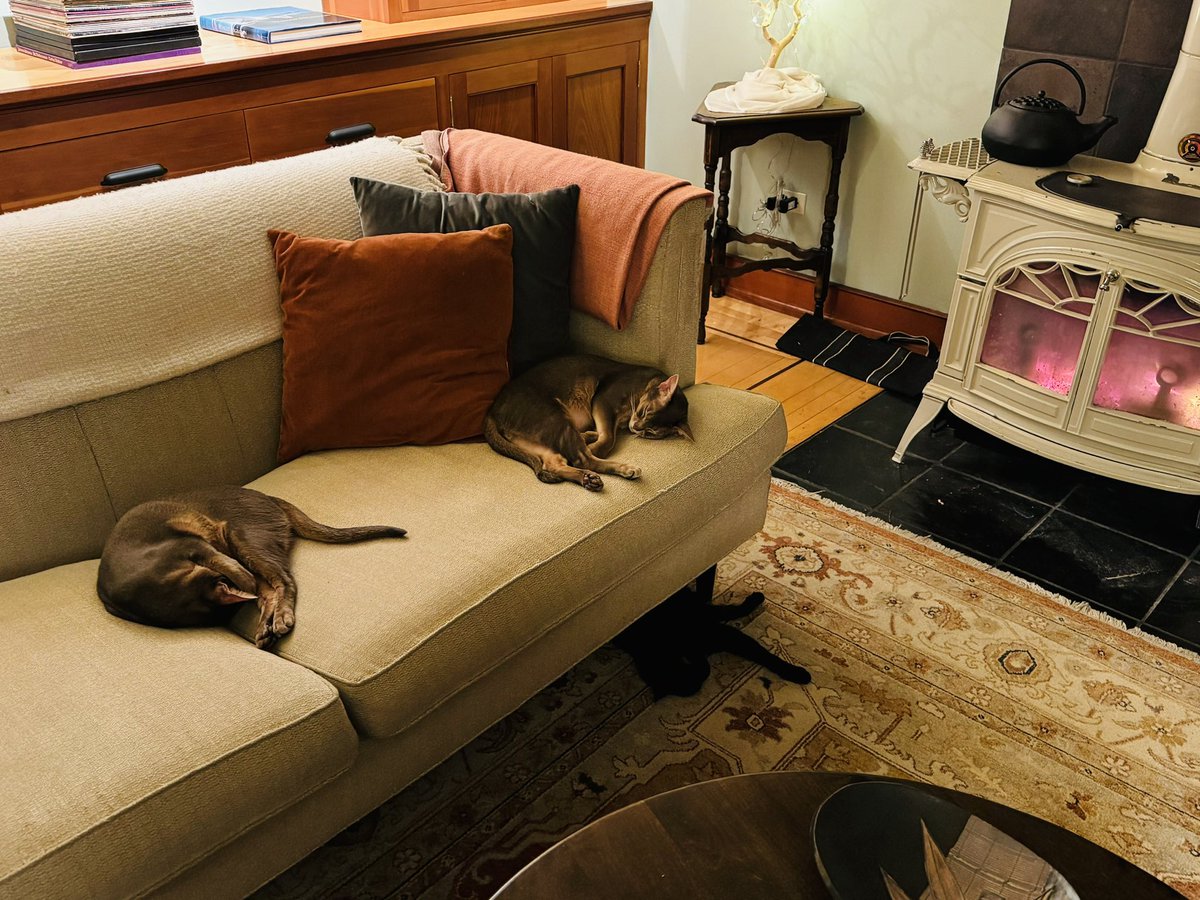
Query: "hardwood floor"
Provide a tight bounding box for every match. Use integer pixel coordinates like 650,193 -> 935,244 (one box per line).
697,297 -> 880,449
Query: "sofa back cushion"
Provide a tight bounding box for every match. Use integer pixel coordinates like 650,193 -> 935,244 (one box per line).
0,138 -> 443,583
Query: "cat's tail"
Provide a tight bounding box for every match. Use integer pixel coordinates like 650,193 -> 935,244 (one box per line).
484,415 -> 534,468
273,497 -> 407,543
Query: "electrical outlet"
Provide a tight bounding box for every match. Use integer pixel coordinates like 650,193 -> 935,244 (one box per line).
781,192 -> 807,215
766,192 -> 807,214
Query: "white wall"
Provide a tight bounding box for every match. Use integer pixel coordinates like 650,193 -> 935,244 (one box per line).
643,0 -> 763,183
645,0 -> 1013,313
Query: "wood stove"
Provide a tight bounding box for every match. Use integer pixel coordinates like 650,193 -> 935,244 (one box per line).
893,1 -> 1200,497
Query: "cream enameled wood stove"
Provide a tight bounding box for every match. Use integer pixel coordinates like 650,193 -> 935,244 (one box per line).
894,159 -> 1200,493
893,4 -> 1200,497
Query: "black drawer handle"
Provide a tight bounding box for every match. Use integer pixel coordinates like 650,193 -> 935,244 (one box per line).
100,164 -> 168,188
326,123 -> 376,145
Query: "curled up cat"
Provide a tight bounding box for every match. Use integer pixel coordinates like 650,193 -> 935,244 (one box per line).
97,486 -> 406,648
484,353 -> 692,491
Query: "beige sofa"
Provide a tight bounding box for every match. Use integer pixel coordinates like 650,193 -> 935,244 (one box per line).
0,137 -> 785,899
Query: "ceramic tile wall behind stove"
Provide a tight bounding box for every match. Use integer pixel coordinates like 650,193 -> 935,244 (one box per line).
997,0 -> 1192,162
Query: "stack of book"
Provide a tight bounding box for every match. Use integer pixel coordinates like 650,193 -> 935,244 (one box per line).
13,0 -> 202,68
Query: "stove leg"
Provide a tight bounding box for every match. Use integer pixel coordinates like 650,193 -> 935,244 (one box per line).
893,395 -> 945,462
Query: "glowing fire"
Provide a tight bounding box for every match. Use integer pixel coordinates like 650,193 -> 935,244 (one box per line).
980,294 -> 1200,431
1092,331 -> 1200,430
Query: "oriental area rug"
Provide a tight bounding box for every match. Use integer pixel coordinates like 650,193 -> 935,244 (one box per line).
257,479 -> 1200,899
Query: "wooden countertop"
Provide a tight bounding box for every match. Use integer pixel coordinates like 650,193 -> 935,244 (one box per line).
0,0 -> 651,108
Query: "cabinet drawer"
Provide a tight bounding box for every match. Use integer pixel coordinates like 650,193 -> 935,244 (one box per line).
0,112 -> 250,211
244,79 -> 439,161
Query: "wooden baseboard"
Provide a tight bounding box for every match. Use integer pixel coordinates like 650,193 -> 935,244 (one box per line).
721,257 -> 947,347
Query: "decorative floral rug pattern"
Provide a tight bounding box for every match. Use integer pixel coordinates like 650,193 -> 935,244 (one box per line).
258,479 -> 1200,899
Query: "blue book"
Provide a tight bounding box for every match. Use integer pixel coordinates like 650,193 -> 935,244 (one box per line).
199,6 -> 361,44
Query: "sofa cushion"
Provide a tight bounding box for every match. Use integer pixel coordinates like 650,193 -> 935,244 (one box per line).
233,384 -> 785,738
0,562 -> 358,899
270,224 -> 515,461
352,177 -> 579,376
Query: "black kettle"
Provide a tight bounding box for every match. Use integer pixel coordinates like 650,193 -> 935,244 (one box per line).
982,58 -> 1118,167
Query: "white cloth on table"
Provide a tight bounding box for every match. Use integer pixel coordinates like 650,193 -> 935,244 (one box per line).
704,67 -> 827,114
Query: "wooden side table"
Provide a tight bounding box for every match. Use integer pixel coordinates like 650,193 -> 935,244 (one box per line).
693,89 -> 863,342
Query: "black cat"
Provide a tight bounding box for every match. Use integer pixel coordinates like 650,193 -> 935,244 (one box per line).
616,586 -> 811,698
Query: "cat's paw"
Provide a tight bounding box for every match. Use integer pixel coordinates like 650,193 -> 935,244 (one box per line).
254,601 -> 295,649
581,472 -> 604,491
581,430 -> 599,443
616,464 -> 641,480
789,665 -> 813,686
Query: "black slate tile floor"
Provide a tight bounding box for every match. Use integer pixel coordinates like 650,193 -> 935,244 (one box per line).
774,391 -> 1200,648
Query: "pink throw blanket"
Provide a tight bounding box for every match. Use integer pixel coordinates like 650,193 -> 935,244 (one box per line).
423,129 -> 711,330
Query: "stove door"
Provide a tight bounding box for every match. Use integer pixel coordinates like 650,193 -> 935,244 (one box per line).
1078,274 -> 1200,470
971,260 -> 1103,427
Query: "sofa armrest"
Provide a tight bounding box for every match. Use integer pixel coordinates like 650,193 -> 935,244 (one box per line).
568,196 -> 708,387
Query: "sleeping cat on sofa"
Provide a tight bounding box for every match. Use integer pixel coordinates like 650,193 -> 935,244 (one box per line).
484,353 -> 692,490
97,487 -> 406,648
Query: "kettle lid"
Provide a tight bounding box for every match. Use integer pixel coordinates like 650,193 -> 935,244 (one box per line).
993,59 -> 1087,115
1010,90 -> 1071,112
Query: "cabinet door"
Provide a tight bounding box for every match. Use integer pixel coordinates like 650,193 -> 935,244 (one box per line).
447,60 -> 554,145
552,43 -> 639,165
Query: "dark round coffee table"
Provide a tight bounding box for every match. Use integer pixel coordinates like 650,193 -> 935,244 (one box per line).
490,772 -> 1181,899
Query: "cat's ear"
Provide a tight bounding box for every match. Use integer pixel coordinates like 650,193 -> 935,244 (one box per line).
657,374 -> 680,401
674,422 -> 694,442
212,581 -> 258,604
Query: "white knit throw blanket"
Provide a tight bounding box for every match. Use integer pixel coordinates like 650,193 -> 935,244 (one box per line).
705,67 -> 827,114
0,138 -> 444,424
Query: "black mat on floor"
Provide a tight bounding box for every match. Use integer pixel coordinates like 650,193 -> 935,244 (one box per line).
775,316 -> 937,399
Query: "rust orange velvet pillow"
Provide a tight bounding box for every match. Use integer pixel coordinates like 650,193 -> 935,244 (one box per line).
269,225 -> 514,463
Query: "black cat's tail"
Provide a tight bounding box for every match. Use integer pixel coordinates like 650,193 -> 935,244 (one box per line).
273,497 -> 406,543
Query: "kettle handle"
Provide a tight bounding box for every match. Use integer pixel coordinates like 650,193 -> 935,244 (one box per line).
993,57 -> 1086,114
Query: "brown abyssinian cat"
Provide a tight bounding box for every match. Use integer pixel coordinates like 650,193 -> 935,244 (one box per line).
97,486 -> 406,648
484,353 -> 692,491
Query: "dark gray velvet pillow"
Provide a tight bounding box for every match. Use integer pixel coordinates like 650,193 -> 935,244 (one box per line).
351,177 -> 579,376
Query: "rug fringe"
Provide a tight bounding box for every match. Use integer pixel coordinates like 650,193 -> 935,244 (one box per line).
769,477 -> 1200,668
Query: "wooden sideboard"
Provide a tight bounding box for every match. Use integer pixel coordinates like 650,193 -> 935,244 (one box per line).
0,0 -> 650,211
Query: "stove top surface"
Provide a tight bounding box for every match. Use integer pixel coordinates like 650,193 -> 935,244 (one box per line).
1038,170 -> 1200,229
968,156 -> 1200,243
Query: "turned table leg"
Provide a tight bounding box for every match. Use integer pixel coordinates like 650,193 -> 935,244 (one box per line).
712,152 -> 733,301
699,131 -> 719,345
815,128 -> 849,321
